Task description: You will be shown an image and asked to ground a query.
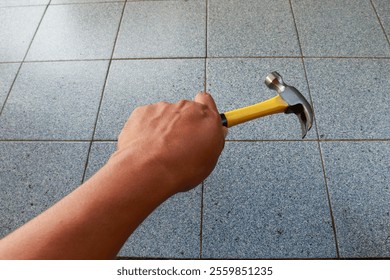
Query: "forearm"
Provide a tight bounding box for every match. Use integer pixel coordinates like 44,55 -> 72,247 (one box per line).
0,146 -> 171,259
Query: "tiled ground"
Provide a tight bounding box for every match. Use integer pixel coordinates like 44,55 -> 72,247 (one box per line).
0,0 -> 389,259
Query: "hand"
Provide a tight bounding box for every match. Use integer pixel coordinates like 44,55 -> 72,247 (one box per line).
113,92 -> 227,195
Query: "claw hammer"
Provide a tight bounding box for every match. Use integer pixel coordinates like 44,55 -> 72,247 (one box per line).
219,72 -> 314,138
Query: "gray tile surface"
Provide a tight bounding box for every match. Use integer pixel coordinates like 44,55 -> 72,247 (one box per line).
293,0 -> 390,57
0,63 -> 20,109
207,58 -> 316,140
321,141 -> 390,257
0,6 -> 45,62
119,188 -> 201,258
0,0 -> 49,7
305,58 -> 390,140
202,142 -> 336,258
26,3 -> 123,61
85,142 -> 202,258
373,0 -> 390,39
95,59 -> 204,140
1,0 -> 389,260
51,0 -> 122,3
207,0 -> 300,57
114,0 -> 206,58
0,142 -> 89,238
0,61 -> 109,140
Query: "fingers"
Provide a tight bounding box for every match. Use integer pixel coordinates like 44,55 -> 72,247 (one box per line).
194,92 -> 228,139
194,92 -> 219,113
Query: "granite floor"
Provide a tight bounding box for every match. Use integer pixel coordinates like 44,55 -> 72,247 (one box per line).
0,0 -> 389,259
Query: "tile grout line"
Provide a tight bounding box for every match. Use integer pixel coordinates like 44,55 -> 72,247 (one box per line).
3,56 -> 390,65
316,141 -> 341,258
199,0 -> 209,259
0,1 -> 52,117
81,0 -> 127,183
370,0 -> 390,47
288,0 -> 341,258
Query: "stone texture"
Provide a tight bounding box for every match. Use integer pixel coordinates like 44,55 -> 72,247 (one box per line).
0,63 -> 20,109
0,6 -> 45,62
0,0 -> 49,7
0,142 -> 89,238
305,58 -> 390,139
51,0 -> 121,4
293,0 -> 390,57
207,0 -> 300,57
321,141 -> 390,257
372,0 -> 390,39
0,61 -> 109,140
202,141 -> 337,258
26,3 -> 123,61
114,0 -> 206,58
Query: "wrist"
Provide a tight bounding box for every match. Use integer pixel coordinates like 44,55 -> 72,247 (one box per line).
106,143 -> 177,202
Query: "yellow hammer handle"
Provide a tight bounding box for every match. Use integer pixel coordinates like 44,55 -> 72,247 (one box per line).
220,95 -> 289,127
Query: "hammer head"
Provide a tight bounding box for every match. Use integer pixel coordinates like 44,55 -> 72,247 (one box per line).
265,72 -> 313,139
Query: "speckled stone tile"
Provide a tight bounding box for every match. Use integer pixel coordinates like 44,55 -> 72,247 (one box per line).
51,0 -> 122,4
113,0 -> 206,58
26,3 -> 123,61
373,0 -> 390,39
206,58 -> 317,140
0,142 -> 89,238
0,0 -> 49,7
321,142 -> 390,257
292,0 -> 390,57
0,63 -> 20,109
207,0 -> 300,57
305,58 -> 390,140
95,59 -> 204,140
0,6 -> 45,62
202,141 -> 336,258
85,142 -> 202,258
0,61 -> 109,140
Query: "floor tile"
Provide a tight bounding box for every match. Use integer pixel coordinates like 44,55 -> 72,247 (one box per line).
0,142 -> 89,238
0,0 -> 49,7
83,142 -> 117,181
0,63 -> 20,109
292,0 -> 390,57
0,61 -> 109,140
0,6 -> 45,62
85,142 -> 202,258
51,0 -> 122,4
373,0 -> 390,38
119,188 -> 201,258
113,0 -> 206,58
321,142 -> 390,257
26,3 -> 123,61
207,58 -> 316,140
202,142 -> 336,258
95,59 -> 204,140
305,58 -> 390,140
207,0 -> 300,57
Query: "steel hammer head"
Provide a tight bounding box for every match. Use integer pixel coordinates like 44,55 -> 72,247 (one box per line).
265,72 -> 313,138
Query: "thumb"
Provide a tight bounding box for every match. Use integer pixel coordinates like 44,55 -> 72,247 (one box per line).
194,92 -> 228,138
194,92 -> 219,113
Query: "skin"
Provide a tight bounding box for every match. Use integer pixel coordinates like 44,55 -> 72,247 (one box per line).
0,92 -> 227,260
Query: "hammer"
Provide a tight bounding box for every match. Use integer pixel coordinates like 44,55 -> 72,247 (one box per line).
219,72 -> 314,139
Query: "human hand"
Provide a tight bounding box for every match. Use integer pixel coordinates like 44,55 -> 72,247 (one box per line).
113,92 -> 227,195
